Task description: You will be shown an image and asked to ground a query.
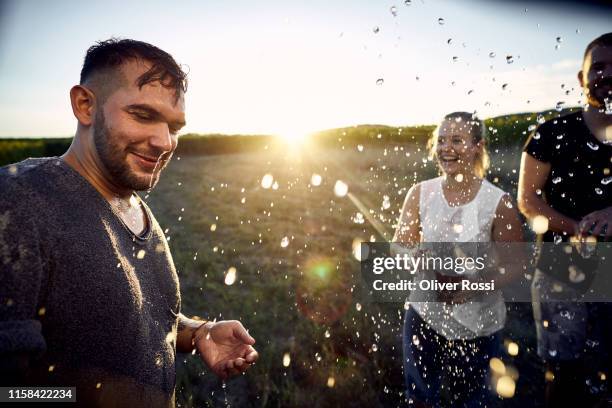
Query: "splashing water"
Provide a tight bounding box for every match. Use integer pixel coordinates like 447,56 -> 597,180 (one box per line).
261,174 -> 274,189
224,267 -> 237,285
586,141 -> 600,151
334,180 -> 349,197
280,236 -> 290,248
147,155 -> 164,191
311,173 -> 322,186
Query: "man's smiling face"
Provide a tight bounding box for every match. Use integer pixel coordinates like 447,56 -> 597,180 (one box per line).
92,60 -> 186,191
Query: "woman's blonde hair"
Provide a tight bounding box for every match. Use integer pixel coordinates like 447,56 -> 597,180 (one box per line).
427,111 -> 490,178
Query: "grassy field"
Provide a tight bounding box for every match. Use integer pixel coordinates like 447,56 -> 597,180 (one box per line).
142,136 -> 541,407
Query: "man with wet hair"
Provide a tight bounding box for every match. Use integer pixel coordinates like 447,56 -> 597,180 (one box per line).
0,39 -> 258,407
518,32 -> 612,407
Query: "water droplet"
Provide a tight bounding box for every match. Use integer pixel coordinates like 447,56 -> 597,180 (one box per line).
506,55 -> 514,64
311,173 -> 322,186
315,352 -> 322,361
506,224 -> 512,230
453,224 -> 464,234
376,78 -> 384,86
533,132 -> 541,140
531,215 -> 549,234
373,26 -> 380,34
282,352 -> 291,367
390,5 -> 398,16
357,144 -> 364,152
467,89 -> 474,95
587,141 -> 600,151
552,177 -> 562,184
447,38 -> 452,45
136,249 -> 146,259
404,0 -> 412,5
601,177 -> 612,185
224,267 -> 237,285
569,266 -> 585,283
496,376 -> 516,398
505,200 -> 513,209
556,36 -> 562,43
556,101 -> 565,111
452,56 -> 458,62
537,115 -> 546,124
489,52 -> 496,58
438,17 -> 445,25
382,195 -> 391,210
595,187 -> 603,195
280,236 -> 290,248
325,330 -> 331,338
356,302 -> 362,311
327,377 -> 335,387
210,223 -> 217,232
502,83 -> 508,90
507,342 -> 519,356
371,343 -> 378,352
334,180 -> 349,197
353,212 -> 365,224
261,174 -> 274,189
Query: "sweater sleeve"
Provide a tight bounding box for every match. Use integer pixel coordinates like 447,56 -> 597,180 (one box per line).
0,183 -> 47,383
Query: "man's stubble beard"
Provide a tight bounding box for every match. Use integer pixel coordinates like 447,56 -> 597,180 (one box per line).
586,77 -> 612,110
93,109 -> 167,191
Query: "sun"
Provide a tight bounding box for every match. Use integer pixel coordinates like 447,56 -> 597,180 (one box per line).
273,126 -> 314,155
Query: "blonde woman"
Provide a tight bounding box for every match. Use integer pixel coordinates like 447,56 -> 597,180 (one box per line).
394,112 -> 524,407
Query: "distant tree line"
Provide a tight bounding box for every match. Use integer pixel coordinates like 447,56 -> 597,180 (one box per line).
0,108 -> 579,167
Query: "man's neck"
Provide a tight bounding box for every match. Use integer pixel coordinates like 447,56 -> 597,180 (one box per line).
583,104 -> 612,144
62,136 -> 133,203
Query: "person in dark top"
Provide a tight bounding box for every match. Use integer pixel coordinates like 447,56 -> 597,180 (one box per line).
518,33 -> 612,407
0,39 -> 258,407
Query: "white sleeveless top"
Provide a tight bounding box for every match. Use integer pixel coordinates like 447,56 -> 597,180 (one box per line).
408,176 -> 507,340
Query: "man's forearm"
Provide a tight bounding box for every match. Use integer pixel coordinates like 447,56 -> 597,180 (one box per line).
518,192 -> 578,236
176,313 -> 207,353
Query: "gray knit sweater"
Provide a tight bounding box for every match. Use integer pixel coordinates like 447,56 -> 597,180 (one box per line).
0,157 -> 181,407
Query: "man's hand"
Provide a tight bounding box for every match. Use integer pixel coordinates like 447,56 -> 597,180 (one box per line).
578,207 -> 612,238
194,320 -> 258,380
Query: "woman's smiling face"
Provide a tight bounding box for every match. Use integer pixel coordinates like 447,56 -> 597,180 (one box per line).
434,118 -> 482,177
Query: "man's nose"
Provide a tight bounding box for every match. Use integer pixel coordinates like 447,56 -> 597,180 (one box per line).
149,124 -> 174,153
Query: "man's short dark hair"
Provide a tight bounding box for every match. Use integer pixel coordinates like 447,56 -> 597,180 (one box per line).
583,32 -> 612,61
80,38 -> 188,101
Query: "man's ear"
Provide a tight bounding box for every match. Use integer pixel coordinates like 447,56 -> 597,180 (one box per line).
70,85 -> 96,126
577,70 -> 585,88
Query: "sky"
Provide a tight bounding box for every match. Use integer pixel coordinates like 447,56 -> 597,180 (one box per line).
0,0 -> 610,138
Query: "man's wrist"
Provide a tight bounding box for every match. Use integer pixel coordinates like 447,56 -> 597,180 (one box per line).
176,314 -> 208,353
193,321 -> 215,346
